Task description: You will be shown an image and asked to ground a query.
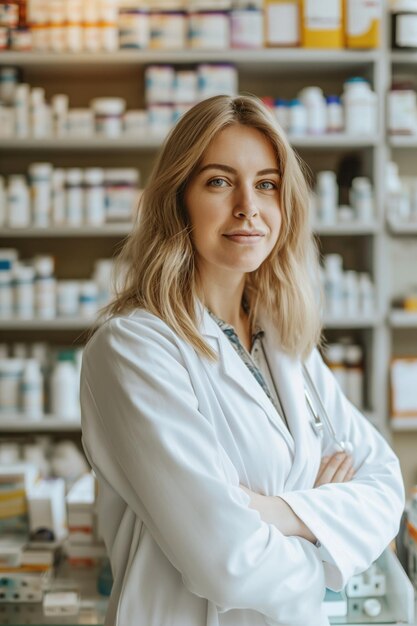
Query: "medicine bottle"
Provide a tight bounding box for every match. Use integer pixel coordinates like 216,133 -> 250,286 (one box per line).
316,171 -> 338,224
65,168 -> 83,226
343,77 -> 377,136
92,98 -> 126,137
188,2 -> 231,50
387,80 -> 417,135
104,168 -> 139,222
264,0 -> 300,47
324,344 -> 347,394
14,82 -> 30,138
29,162 -> 53,228
52,168 -> 66,225
0,259 -> 13,318
288,99 -> 307,135
56,280 -> 79,317
344,345 -> 364,410
149,6 -> 187,50
65,0 -> 83,52
118,3 -> 150,49
79,281 -> 99,318
350,177 -> 374,222
145,65 -> 176,104
50,352 -> 79,419
51,94 -> 69,137
343,271 -> 359,317
0,358 -> 23,412
14,263 -> 35,319
34,255 -> 56,319
0,66 -> 19,106
230,0 -> 263,49
358,273 -> 375,317
21,358 -> 43,419
326,95 -> 344,133
324,254 -> 344,318
392,0 -> 417,50
30,87 -> 47,138
299,86 -> 327,135
273,99 -> 289,131
7,174 -> 30,228
84,168 -> 105,225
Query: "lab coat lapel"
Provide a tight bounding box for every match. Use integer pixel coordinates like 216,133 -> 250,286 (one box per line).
258,311 -> 318,490
200,309 -> 295,450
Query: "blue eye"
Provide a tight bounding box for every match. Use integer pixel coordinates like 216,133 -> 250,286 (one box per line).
208,178 -> 227,187
257,181 -> 276,190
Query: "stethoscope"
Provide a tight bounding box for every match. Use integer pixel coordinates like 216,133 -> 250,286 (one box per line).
302,364 -> 354,455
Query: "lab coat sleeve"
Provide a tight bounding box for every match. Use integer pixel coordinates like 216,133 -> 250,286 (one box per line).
81,314 -> 326,625
279,348 -> 405,591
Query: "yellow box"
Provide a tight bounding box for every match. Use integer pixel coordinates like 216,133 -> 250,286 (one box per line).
301,0 -> 344,48
264,0 -> 300,47
345,0 -> 380,49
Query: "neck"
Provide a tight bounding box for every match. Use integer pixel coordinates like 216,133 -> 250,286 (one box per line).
197,268 -> 247,328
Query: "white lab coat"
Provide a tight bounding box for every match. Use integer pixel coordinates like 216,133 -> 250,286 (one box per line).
80,307 -> 405,626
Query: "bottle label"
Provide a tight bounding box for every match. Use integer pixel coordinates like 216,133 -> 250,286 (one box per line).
397,15 -> 417,47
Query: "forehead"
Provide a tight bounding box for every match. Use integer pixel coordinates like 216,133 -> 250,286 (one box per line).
201,124 -> 277,166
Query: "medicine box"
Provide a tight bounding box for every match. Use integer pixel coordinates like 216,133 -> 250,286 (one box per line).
301,0 -> 344,48
345,0 -> 380,49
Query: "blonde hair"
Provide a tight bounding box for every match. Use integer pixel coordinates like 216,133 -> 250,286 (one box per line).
103,94 -> 322,360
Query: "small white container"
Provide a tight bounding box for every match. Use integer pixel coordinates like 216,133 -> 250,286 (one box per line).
67,108 -> 94,137
50,355 -> 79,420
29,162 -> 53,228
14,264 -> 35,319
324,254 -> 344,318
104,168 -> 139,222
123,109 -> 148,135
174,71 -> 198,104
299,86 -> 327,135
358,273 -> 375,317
149,10 -> 187,50
118,6 -> 150,49
0,358 -> 23,413
145,65 -> 175,104
0,262 -> 13,318
197,63 -> 238,99
148,103 -> 173,135
326,95 -> 344,133
188,10 -> 230,49
274,99 -> 289,132
350,176 -> 374,222
79,281 -> 99,318
387,87 -> 417,135
51,94 -> 69,137
21,359 -> 44,419
230,3 -> 263,49
34,255 -> 56,320
91,98 -> 126,137
93,259 -> 114,307
288,99 -> 307,135
7,175 -> 31,228
343,270 -> 360,317
52,169 -> 66,226
65,168 -> 84,226
30,87 -> 48,139
57,281 -> 79,317
343,77 -> 377,136
14,83 -> 30,138
65,0 -> 83,52
0,66 -> 19,106
84,168 -> 105,226
316,171 -> 338,224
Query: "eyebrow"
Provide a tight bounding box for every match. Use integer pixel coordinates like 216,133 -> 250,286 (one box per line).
196,163 -> 280,176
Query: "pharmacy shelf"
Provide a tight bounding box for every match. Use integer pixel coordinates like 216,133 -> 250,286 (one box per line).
0,416 -> 81,432
391,417 -> 417,431
389,136 -> 417,148
0,224 -> 132,237
389,310 -> 417,328
0,49 -> 379,71
0,318 -> 94,330
391,51 -> 417,65
0,136 -> 162,150
313,222 -> 380,235
323,315 -> 380,329
387,219 -> 417,235
0,134 -> 379,152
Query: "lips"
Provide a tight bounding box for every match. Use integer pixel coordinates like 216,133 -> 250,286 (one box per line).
223,230 -> 265,237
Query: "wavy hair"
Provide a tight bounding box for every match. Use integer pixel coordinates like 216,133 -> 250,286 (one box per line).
103,94 -> 322,359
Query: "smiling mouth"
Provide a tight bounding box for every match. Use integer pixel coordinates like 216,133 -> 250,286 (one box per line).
223,233 -> 265,244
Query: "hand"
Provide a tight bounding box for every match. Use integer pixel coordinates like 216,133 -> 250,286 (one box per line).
314,452 -> 355,488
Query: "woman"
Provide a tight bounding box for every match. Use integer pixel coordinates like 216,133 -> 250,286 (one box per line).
80,95 -> 404,626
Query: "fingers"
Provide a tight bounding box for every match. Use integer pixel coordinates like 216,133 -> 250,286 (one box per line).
314,452 -> 355,487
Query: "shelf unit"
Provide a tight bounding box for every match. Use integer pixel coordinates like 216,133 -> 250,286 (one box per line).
0,36 -> 399,450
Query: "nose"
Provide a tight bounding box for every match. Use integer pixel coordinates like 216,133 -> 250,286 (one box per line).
233,185 -> 258,219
